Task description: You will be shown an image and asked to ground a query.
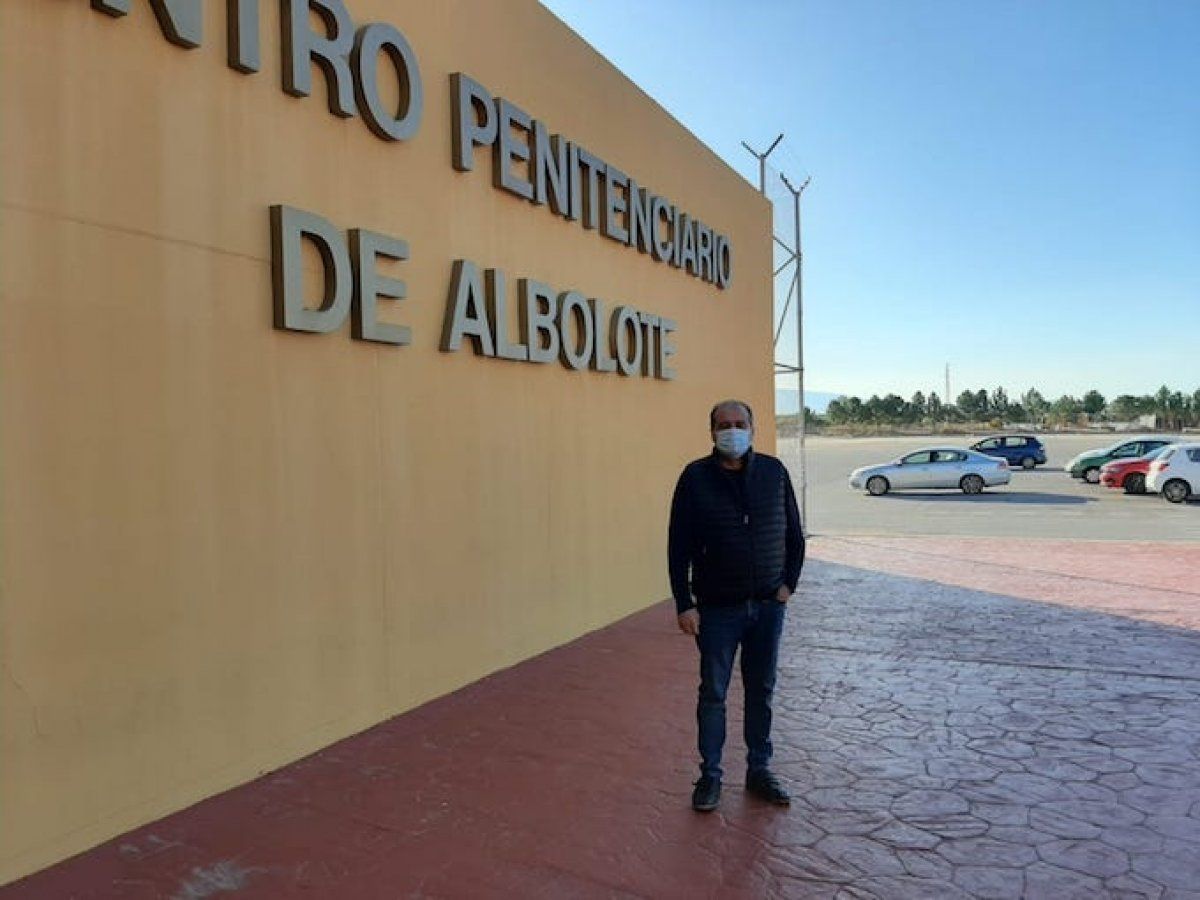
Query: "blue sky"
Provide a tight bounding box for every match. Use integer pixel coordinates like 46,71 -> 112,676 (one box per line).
539,0 -> 1199,404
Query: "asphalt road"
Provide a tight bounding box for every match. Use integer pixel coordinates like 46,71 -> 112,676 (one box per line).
779,434 -> 1200,542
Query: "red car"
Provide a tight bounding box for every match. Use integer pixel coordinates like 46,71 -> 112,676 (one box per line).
1099,445 -> 1172,494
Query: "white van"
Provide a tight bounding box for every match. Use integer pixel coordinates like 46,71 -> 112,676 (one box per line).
1146,443 -> 1200,503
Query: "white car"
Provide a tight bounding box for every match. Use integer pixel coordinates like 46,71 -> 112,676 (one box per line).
849,447 -> 1012,496
1146,443 -> 1200,503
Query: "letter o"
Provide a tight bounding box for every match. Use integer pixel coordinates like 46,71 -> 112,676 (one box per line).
557,291 -> 594,370
716,237 -> 733,289
613,306 -> 643,376
352,23 -> 423,141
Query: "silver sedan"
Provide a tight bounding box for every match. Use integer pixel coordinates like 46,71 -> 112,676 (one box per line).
849,447 -> 1012,496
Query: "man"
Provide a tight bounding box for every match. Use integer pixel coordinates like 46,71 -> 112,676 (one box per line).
668,399 -> 805,812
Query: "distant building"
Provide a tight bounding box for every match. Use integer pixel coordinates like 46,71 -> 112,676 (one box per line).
1112,415 -> 1159,432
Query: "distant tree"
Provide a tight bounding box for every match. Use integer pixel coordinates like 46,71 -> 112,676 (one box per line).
1167,390 -> 1187,431
880,394 -> 906,423
927,392 -> 943,422
843,396 -> 864,423
990,387 -> 1010,421
910,391 -> 927,422
1082,390 -> 1106,419
1021,388 -> 1048,424
1050,395 -> 1082,426
1108,394 -> 1152,422
864,395 -> 884,425
957,390 -> 982,420
810,386 -> 1199,431
1155,385 -> 1172,423
1107,395 -> 1134,421
826,398 -> 848,425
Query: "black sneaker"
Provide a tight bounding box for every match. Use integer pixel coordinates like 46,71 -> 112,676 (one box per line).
746,770 -> 791,806
691,775 -> 721,812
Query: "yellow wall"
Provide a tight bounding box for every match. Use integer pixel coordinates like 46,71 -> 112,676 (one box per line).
0,0 -> 773,882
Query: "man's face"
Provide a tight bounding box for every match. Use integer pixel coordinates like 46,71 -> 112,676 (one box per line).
711,404 -> 753,440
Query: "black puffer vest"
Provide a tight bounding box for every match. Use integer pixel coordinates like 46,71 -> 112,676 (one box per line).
674,450 -> 791,606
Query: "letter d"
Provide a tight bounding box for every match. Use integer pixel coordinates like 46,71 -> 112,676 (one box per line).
271,205 -> 352,333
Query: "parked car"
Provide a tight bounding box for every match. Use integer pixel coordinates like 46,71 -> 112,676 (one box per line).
1099,445 -> 1172,494
970,434 -> 1047,469
849,447 -> 1011,496
1066,437 -> 1179,484
1147,443 -> 1200,503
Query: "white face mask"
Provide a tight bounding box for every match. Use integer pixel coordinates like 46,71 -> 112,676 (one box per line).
714,427 -> 751,458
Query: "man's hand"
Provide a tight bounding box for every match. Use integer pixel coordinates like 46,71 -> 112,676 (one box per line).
776,585 -> 793,604
677,608 -> 700,636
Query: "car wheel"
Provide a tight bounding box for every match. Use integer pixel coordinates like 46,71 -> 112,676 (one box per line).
960,474 -> 985,495
1162,479 -> 1190,504
1083,467 -> 1101,484
1123,473 -> 1146,495
866,476 -> 890,496
1020,456 -> 1035,469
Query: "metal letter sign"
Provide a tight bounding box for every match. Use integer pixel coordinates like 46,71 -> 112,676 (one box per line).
352,23 -> 424,141
227,0 -> 260,73
89,2 -> 699,378
91,0 -> 203,49
271,206 -> 353,334
349,230 -> 412,346
281,0 -> 357,117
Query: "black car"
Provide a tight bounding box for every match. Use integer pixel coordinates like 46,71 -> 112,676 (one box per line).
970,434 -> 1047,469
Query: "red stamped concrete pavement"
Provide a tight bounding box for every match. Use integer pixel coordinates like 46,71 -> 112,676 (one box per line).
809,536 -> 1200,631
5,537 -> 1200,899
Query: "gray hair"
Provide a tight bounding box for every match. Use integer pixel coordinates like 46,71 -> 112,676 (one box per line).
709,399 -> 754,429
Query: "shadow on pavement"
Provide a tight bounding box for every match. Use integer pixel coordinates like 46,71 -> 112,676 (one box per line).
873,491 -> 1092,505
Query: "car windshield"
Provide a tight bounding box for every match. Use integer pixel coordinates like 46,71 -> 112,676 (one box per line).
1143,446 -> 1170,460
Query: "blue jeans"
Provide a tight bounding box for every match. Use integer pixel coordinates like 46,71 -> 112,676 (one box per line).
695,599 -> 786,780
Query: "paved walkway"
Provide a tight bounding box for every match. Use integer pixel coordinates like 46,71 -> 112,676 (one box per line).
5,539 -> 1200,899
